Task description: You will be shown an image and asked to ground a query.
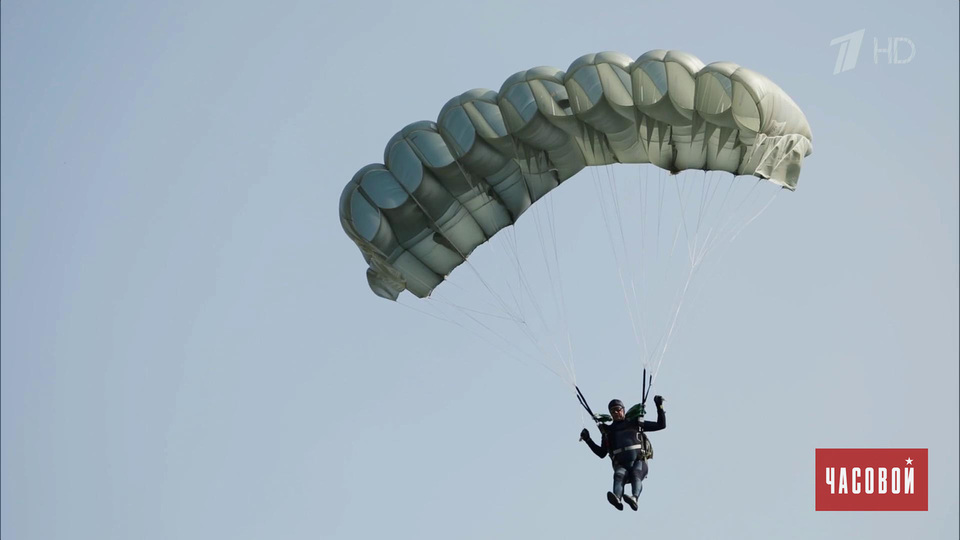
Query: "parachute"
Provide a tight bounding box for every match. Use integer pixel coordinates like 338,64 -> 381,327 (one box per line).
339,50 -> 812,302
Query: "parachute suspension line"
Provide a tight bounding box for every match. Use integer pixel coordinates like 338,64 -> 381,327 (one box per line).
651,234 -> 711,386
425,294 -> 571,384
492,233 -> 546,359
545,193 -> 577,383
690,173 -> 738,267
497,255 -> 526,322
530,201 -> 578,385
649,260 -> 697,387
533,195 -> 557,296
693,181 -> 738,266
498,140 -> 582,385
641,164 -> 680,371
394,272 -> 567,383
657,172 -> 725,377
415,296 -> 510,349
602,163 -> 632,275
498,223 -> 529,320
650,171 -> 718,386
643,166 -> 657,366
591,142 -> 649,361
532,203 -> 562,343
688,171 -> 711,259
636,164 -> 651,361
510,226 -> 526,318
675,187 -> 782,357
423,296 -> 516,321
592,164 -> 646,359
701,183 -> 780,306
695,177 -> 764,265
397,294 -> 461,324
399,185 -> 576,381
493,253 -> 578,385
692,181 -> 779,290
667,176 -> 689,264
694,171 -> 709,237
672,172 -> 696,265
500,148 -> 539,328
450,160 -> 551,327
400,268 -> 502,332
433,292 -> 572,385
500,226 -> 527,321
603,158 -> 648,361
650,176 -> 782,388
637,163 -> 647,267
501,200 -> 579,385
691,171 -> 727,263
731,187 -> 780,243
657,168 -> 666,257
510,206 -> 575,380
484,194 -> 576,382
500,227 -> 576,386
688,170 -> 727,273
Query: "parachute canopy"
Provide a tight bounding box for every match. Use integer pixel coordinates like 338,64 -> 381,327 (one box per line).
340,50 -> 812,301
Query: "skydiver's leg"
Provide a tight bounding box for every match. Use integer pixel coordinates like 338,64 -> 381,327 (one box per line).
612,465 -> 627,499
629,460 -> 648,498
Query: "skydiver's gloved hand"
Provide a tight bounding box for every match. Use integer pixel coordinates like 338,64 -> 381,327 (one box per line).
580,428 -> 591,442
654,395 -> 665,408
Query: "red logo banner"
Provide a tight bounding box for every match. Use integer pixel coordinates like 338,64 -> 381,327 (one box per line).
815,448 -> 928,511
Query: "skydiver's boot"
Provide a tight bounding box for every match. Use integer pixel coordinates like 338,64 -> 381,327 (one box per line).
606,491 -> 623,511
623,494 -> 638,511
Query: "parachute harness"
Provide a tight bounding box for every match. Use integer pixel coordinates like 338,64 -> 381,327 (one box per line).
577,369 -> 655,462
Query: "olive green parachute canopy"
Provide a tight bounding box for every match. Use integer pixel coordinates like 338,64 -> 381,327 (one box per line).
340,50 -> 813,301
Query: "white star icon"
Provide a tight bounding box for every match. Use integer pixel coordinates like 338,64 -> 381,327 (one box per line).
905,458 -> 913,465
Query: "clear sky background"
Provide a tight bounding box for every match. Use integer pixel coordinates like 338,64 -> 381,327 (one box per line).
2,1 -> 957,539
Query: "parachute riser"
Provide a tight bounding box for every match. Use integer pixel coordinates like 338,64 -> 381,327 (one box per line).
640,368 -> 653,408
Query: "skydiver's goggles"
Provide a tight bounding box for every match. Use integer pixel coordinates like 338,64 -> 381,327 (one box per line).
595,403 -> 646,424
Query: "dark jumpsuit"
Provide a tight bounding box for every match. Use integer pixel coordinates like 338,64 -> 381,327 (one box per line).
583,404 -> 665,499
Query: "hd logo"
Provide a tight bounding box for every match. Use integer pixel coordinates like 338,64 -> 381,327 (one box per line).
815,449 -> 928,511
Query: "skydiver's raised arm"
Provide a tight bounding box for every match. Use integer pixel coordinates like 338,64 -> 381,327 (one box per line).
641,396 -> 666,432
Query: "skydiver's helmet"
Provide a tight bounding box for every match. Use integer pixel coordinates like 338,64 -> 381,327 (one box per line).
603,400 -> 646,421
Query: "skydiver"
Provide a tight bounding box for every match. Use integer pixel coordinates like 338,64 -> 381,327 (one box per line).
579,395 -> 666,511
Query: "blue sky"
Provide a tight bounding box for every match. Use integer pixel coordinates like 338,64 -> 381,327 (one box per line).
2,1 -> 958,539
